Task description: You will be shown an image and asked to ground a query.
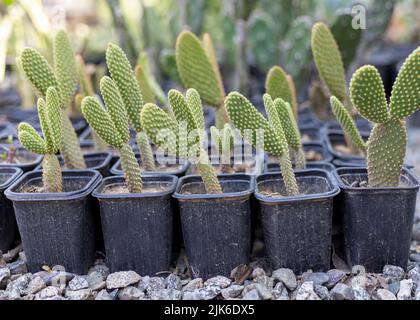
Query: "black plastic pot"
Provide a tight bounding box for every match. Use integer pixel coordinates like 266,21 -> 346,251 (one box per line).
324,131 -> 369,162
5,170 -> 101,274
110,152 -> 190,178
298,108 -> 321,129
0,146 -> 43,172
0,168 -> 23,252
173,174 -> 254,279
255,170 -> 340,274
323,118 -> 372,134
266,142 -> 333,166
92,175 -> 178,275
333,167 -> 419,272
265,162 -> 335,173
300,126 -> 322,143
332,159 -> 415,171
36,152 -> 112,177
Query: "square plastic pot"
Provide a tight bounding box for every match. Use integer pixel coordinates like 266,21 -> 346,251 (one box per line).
0,167 -> 23,252
265,162 -> 335,173
5,170 -> 102,274
173,174 -> 254,279
300,126 -> 322,143
255,170 -> 340,274
323,131 -> 369,162
36,152 -> 113,177
92,175 -> 178,275
110,152 -> 190,178
333,167 -> 419,272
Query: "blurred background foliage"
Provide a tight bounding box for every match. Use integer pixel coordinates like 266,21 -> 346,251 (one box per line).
0,0 -> 419,108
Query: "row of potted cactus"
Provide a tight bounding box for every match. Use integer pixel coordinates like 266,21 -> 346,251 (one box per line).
0,23 -> 419,282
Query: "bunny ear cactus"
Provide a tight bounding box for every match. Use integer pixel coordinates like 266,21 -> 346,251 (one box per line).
82,77 -> 142,193
18,87 -> 62,193
175,31 -> 229,129
106,43 -> 155,172
265,66 -> 298,119
19,30 -> 86,170
348,47 -> 420,187
141,89 -> 222,194
210,124 -> 235,174
225,92 -> 299,196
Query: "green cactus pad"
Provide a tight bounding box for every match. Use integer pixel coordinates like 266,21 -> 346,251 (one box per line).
186,88 -> 205,131
279,152 -> 299,196
265,66 -> 294,111
18,122 -> 47,155
37,99 -> 55,154
225,92 -> 285,156
367,119 -> 407,187
120,143 -> 143,193
330,96 -> 367,150
135,65 -> 155,104
136,132 -> 156,171
20,48 -> 58,98
100,76 -> 130,144
44,87 -> 62,152
389,47 -> 420,120
106,43 -> 143,132
175,31 -> 223,108
168,89 -> 197,133
263,94 -> 289,154
81,96 -> 124,148
202,33 -> 225,98
311,22 -> 347,103
42,154 -> 62,193
197,161 -> 223,194
273,98 -> 301,151
350,65 -> 389,124
53,30 -> 77,108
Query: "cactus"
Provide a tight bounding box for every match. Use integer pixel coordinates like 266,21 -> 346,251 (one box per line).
82,77 -> 142,193
211,124 -> 235,173
331,47 -> 420,187
19,30 -> 86,169
280,16 -> 313,88
175,31 -> 229,128
265,66 -> 298,119
18,87 -> 62,192
225,92 -> 299,196
311,22 -> 348,107
330,13 -> 362,71
106,43 -> 156,172
141,88 -> 222,194
246,9 -> 278,72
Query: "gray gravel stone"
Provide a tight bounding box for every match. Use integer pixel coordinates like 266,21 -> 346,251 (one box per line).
35,286 -> 61,300
165,274 -> 182,290
382,265 -> 405,283
7,273 -> 31,295
0,267 -> 10,289
397,279 -> 413,300
302,271 -> 329,286
95,289 -> 114,300
35,271 -> 74,287
408,265 -> 420,283
194,285 -> 221,300
88,262 -> 109,279
330,283 -> 353,300
296,282 -> 321,300
352,287 -> 370,300
387,282 -> 400,295
375,289 -> 397,300
221,285 -> 244,299
271,268 -> 297,290
146,277 -> 165,294
68,276 -> 89,291
410,253 -> 420,262
106,271 -> 141,289
25,276 -> 46,295
149,288 -> 182,300
415,286 -> 420,300
7,260 -> 27,275
242,289 -> 261,300
253,275 -> 274,289
251,267 -> 266,278
65,288 -> 94,300
118,286 -> 144,300
272,282 -> 289,300
204,276 -> 231,289
137,276 -> 150,292
87,271 -> 105,290
325,269 -> 346,289
314,285 -> 330,300
182,278 -> 203,292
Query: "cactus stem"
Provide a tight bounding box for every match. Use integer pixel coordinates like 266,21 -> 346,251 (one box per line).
120,143 -> 143,193
136,132 -> 156,172
60,110 -> 86,169
42,154 -> 62,193
279,153 -> 299,196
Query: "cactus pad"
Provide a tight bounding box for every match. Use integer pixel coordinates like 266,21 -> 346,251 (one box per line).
265,66 -> 294,112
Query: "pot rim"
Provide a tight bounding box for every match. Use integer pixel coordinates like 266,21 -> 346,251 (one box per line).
0,146 -> 43,169
323,131 -> 370,161
255,169 -> 340,203
173,174 -> 255,200
0,167 -> 23,190
333,167 -> 420,192
5,169 -> 102,201
35,151 -> 113,171
265,162 -> 335,173
92,174 -> 178,199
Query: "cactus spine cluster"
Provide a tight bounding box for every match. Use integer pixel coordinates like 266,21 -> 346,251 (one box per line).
19,30 -> 86,169
106,43 -> 156,172
225,92 -> 299,196
211,124 -> 235,174
141,89 -> 222,194
175,31 -> 229,129
82,77 -> 142,193
18,87 -> 62,192
333,47 -> 420,187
